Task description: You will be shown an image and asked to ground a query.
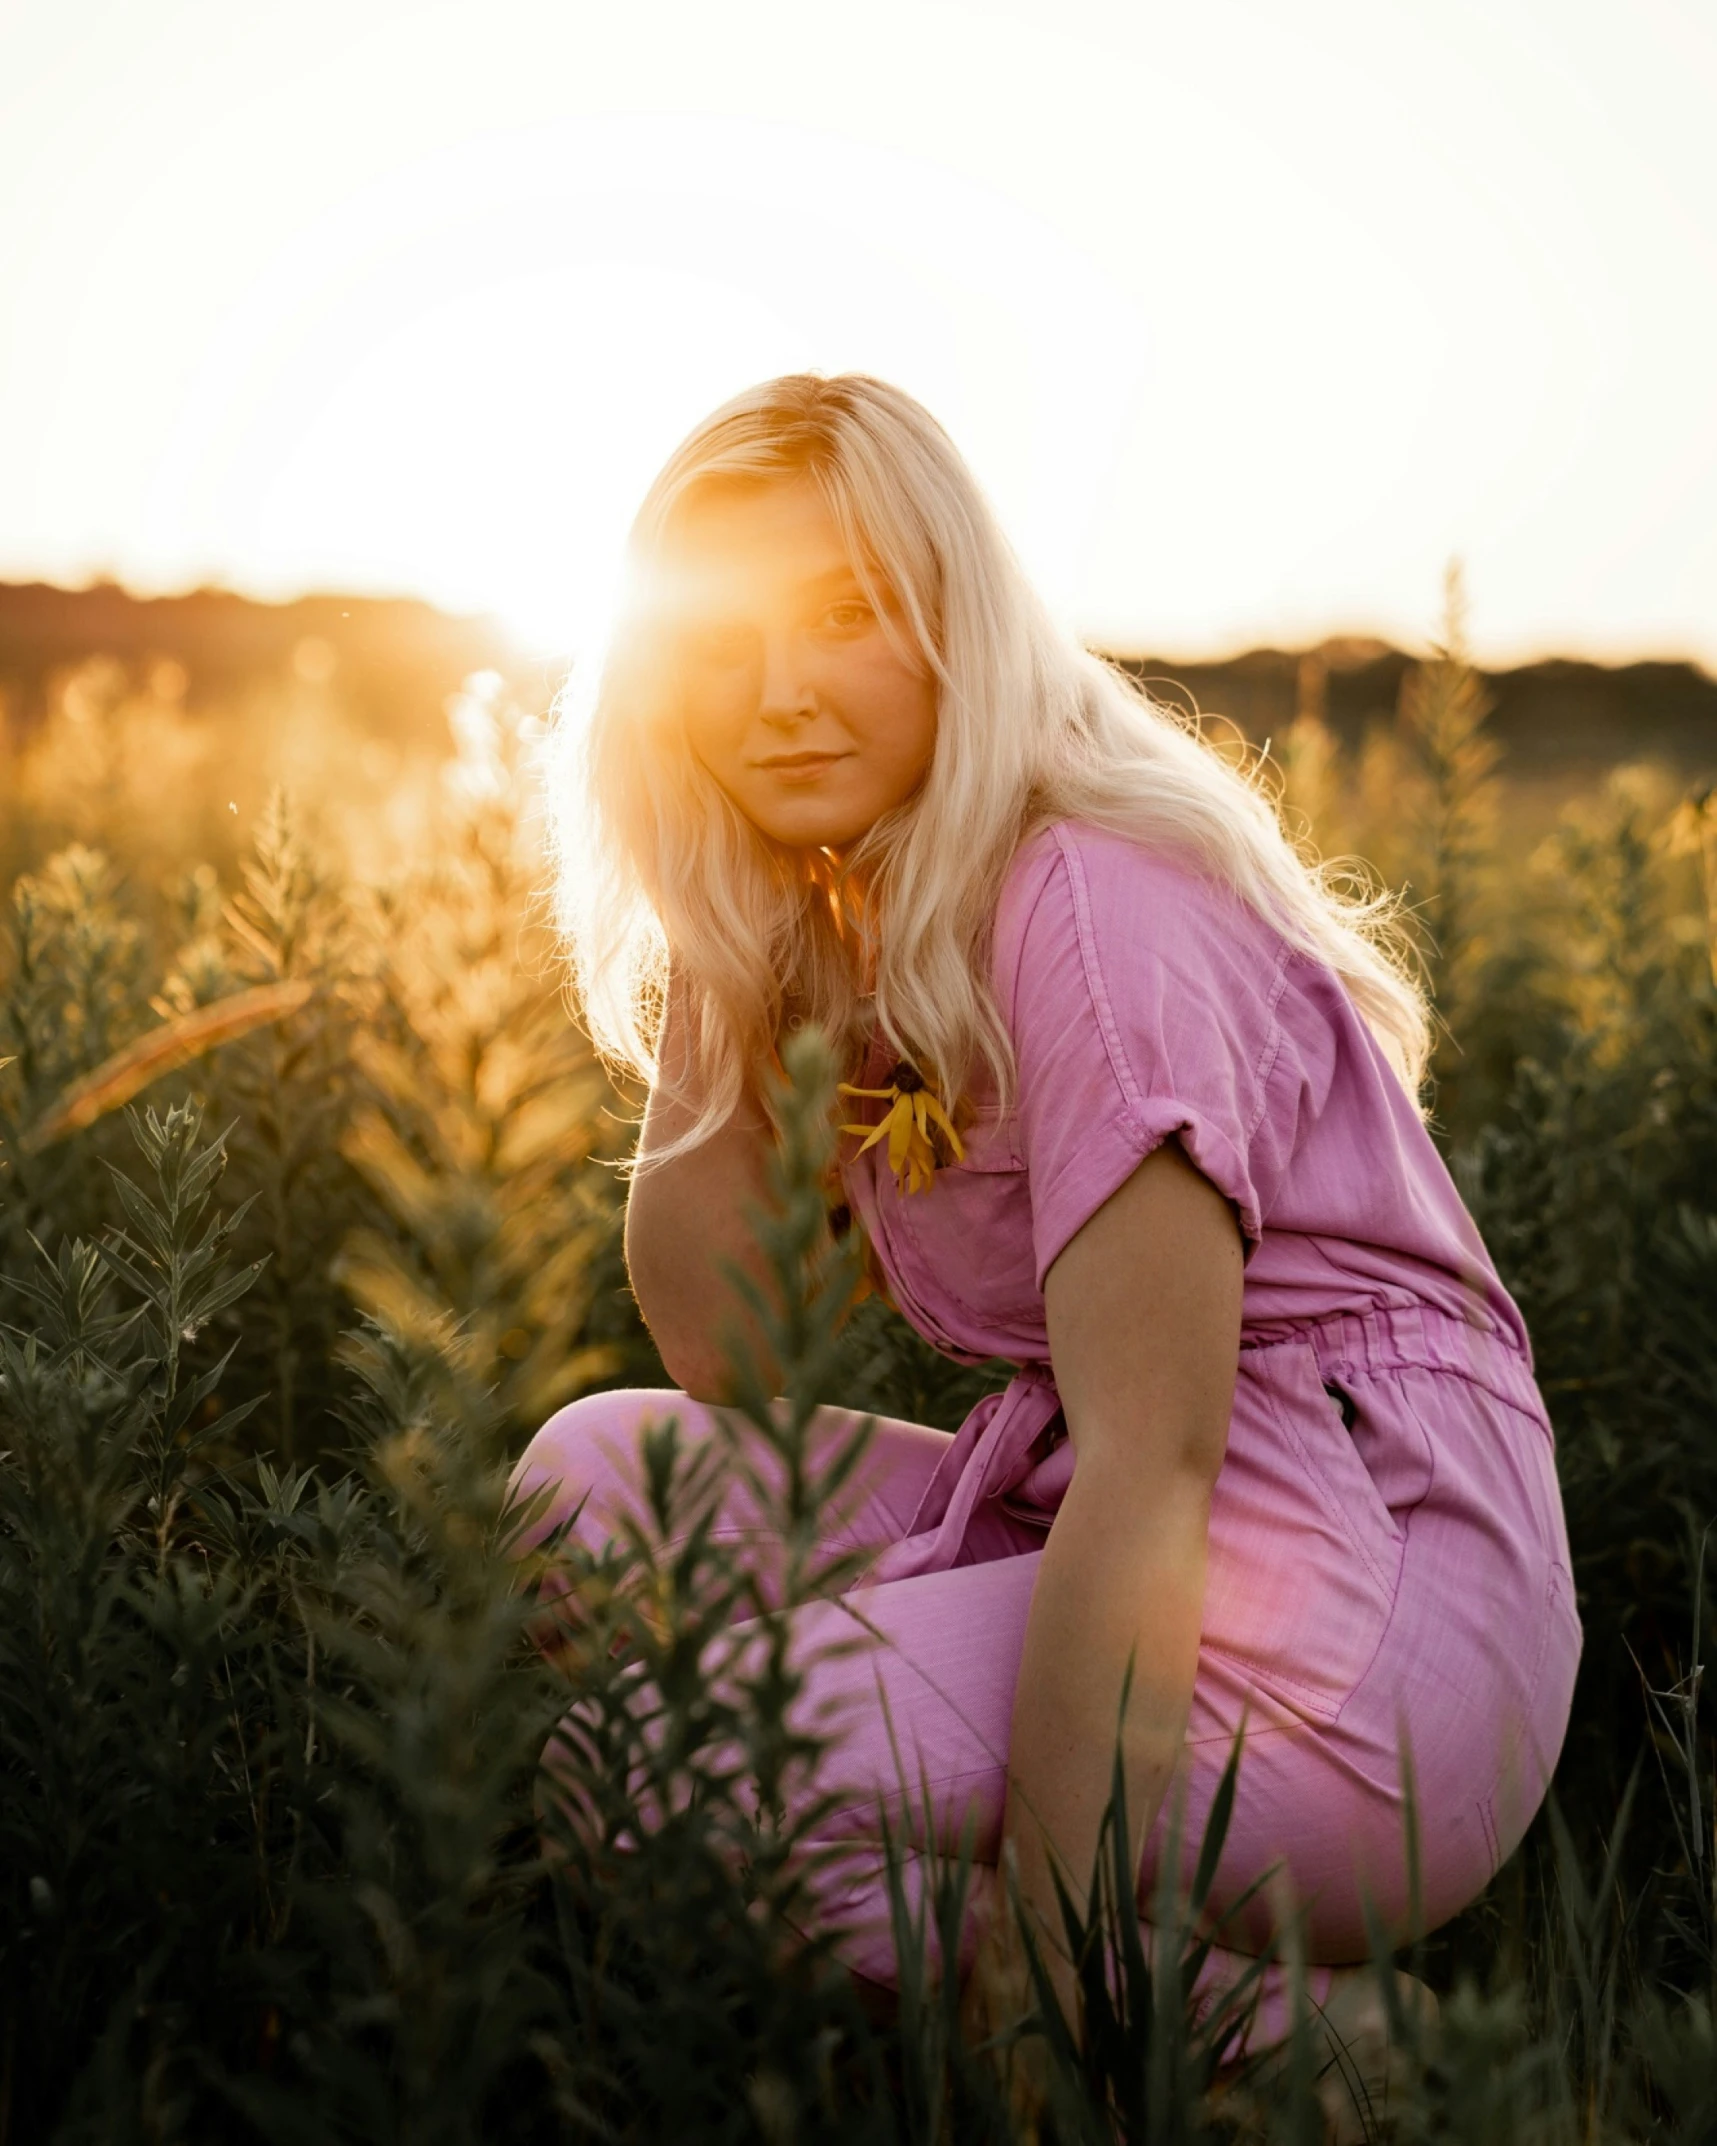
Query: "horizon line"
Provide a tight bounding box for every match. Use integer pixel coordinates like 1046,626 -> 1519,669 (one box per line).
1,566 -> 1711,685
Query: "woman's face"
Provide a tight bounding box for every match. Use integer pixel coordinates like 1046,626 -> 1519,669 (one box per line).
664,477 -> 939,852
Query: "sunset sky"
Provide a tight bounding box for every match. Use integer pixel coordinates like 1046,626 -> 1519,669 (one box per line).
1,0 -> 1712,670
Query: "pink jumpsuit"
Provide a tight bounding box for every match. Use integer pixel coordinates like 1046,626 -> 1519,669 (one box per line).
513,819 -> 1582,2044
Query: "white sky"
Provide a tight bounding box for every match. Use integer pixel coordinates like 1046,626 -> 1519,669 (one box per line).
0,0 -> 1713,669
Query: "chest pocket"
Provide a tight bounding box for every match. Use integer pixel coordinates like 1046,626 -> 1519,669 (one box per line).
892,1111 -> 1043,1328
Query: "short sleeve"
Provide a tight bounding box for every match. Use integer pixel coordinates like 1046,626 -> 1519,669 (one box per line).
995,823 -> 1296,1293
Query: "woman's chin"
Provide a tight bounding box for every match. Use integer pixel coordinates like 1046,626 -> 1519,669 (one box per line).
750,803 -> 878,851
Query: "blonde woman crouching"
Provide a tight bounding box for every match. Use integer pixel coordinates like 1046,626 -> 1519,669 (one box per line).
509,373 -> 1580,2139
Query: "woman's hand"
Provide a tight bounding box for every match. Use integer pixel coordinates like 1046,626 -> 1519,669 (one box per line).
957,1855 -> 1058,2128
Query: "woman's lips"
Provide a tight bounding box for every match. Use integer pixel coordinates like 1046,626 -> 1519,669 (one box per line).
759,753 -> 851,782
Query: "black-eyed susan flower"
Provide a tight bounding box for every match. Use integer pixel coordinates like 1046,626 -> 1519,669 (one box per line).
837,1059 -> 965,1195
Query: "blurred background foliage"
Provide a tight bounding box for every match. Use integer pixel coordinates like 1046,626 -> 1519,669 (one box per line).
2,575 -> 1717,2139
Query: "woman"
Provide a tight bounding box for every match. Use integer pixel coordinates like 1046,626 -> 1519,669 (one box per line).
511,373 -> 1581,2125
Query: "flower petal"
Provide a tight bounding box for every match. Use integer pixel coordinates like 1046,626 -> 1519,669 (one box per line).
921,1090 -> 966,1160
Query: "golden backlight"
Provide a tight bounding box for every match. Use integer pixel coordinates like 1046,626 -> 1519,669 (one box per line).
0,1 -> 1713,671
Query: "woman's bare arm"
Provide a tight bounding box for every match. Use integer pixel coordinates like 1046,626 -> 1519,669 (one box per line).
991,1139 -> 1243,2019
623,969 -> 787,1403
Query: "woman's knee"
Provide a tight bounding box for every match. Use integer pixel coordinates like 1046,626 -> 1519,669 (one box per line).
508,1386 -> 712,1552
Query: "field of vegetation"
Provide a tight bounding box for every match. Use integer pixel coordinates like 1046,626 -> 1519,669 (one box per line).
3,579 -> 1717,2142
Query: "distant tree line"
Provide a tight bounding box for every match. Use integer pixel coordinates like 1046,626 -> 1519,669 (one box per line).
1,576 -> 1713,781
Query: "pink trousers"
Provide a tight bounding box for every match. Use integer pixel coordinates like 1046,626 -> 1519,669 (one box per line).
510,1306 -> 1581,2050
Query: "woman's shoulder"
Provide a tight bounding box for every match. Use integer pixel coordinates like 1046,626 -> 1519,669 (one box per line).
991,819 -> 1388,1148
994,816 -> 1290,994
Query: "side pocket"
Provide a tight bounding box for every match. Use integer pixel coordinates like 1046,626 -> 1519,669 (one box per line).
1260,1342 -> 1406,1607
1200,1346 -> 1406,1726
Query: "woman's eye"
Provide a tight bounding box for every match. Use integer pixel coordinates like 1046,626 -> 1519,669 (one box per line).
821,600 -> 873,631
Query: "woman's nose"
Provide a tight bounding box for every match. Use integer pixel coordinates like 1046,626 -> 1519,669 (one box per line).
758,630 -> 814,724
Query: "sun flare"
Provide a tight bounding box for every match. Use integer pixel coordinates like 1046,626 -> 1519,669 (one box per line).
1,1 -> 1713,669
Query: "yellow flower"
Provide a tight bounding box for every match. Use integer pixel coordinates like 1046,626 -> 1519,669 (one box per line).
837,1060 -> 965,1195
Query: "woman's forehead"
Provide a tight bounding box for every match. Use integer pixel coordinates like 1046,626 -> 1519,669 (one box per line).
660,478 -> 884,609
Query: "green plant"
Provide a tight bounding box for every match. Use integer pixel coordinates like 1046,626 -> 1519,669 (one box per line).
3,616 -> 1717,2139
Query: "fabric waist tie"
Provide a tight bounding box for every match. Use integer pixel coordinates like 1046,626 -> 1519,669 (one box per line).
863,1368 -> 1064,1585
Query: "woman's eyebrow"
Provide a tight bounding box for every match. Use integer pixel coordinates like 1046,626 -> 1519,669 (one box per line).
799,563 -> 876,597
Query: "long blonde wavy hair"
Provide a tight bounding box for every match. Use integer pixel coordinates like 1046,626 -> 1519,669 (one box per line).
546,372 -> 1430,1171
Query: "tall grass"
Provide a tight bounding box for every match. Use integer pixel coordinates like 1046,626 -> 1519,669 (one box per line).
1,612 -> 1716,2137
